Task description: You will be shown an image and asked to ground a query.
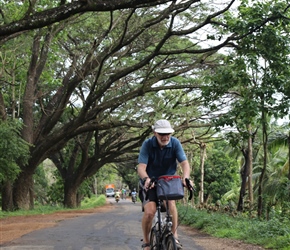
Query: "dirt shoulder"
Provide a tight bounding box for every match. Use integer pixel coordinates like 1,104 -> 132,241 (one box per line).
0,205 -> 114,245
0,204 -> 265,250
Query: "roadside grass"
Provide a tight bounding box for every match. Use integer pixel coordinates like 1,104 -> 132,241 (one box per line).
178,205 -> 290,250
80,194 -> 106,208
0,195 -> 107,219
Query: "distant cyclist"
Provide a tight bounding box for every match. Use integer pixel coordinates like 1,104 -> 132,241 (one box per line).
131,188 -> 137,203
115,189 -> 121,198
137,119 -> 193,250
121,188 -> 127,200
131,188 -> 137,197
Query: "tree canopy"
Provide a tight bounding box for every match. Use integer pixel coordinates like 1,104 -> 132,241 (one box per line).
0,0 -> 289,214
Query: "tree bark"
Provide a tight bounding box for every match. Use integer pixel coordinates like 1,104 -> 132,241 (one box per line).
199,142 -> 206,205
0,0 -> 176,39
0,92 -> 7,120
257,109 -> 268,218
1,181 -> 13,211
64,181 -> 80,208
13,171 -> 34,210
247,125 -> 254,209
237,149 -> 248,212
12,29 -> 54,210
288,131 -> 290,181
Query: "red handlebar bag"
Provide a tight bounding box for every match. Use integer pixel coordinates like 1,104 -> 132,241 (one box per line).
156,175 -> 184,200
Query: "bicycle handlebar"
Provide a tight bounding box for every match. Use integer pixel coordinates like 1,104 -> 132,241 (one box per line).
148,176 -> 156,186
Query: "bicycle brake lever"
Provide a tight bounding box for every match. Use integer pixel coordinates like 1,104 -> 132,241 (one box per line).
185,178 -> 194,201
145,176 -> 156,200
149,176 -> 156,187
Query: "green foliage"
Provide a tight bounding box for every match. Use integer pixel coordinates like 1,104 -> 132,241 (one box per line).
0,120 -> 30,182
33,164 -> 50,205
1,0 -> 289,216
96,164 -> 122,191
81,195 -> 106,209
178,205 -> 290,249
112,160 -> 139,191
0,1 -> 27,23
203,0 -> 290,130
193,141 -> 239,203
0,205 -> 63,219
46,169 -> 64,205
45,168 -> 99,206
36,159 -> 119,206
201,0 -> 290,218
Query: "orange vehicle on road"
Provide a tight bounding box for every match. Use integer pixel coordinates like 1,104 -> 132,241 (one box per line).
105,184 -> 115,197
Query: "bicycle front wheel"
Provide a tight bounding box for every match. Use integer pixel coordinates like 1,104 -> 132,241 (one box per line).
165,234 -> 177,250
149,227 -> 160,250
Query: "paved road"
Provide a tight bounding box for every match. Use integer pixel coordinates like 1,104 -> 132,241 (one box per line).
1,198 -> 203,250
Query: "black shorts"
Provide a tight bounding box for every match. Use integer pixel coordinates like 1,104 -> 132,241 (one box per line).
139,180 -> 166,212
139,186 -> 158,203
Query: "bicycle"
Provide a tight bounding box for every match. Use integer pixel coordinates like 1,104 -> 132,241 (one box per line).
143,177 -> 193,250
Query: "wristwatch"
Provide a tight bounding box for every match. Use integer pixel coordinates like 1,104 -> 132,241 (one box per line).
142,177 -> 149,182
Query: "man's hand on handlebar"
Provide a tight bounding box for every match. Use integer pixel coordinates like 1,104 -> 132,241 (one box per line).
182,177 -> 194,190
186,178 -> 195,191
144,177 -> 155,191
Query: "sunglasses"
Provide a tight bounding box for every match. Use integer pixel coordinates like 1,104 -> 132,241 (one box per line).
157,133 -> 171,136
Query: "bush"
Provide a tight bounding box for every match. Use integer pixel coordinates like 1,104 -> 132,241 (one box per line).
177,204 -> 290,249
81,195 -> 106,208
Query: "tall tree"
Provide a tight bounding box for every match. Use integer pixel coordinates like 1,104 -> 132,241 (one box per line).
252,124 -> 289,219
2,0 -> 288,211
202,0 -> 290,214
2,1 -> 241,210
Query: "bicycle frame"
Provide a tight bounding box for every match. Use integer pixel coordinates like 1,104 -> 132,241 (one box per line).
150,187 -> 177,250
145,177 -> 194,250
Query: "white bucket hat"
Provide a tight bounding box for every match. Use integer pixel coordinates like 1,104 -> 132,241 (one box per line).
152,119 -> 175,133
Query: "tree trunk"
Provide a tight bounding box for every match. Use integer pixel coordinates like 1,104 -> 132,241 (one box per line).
0,92 -> 7,120
199,142 -> 206,205
247,126 -> 254,209
237,129 -> 253,212
13,171 -> 34,210
93,177 -> 97,195
288,131 -> 290,181
237,149 -> 248,212
29,186 -> 35,210
257,110 -> 268,218
1,181 -> 14,211
64,180 -> 80,208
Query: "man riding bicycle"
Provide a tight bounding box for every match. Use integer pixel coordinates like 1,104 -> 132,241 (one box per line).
137,119 -> 193,250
